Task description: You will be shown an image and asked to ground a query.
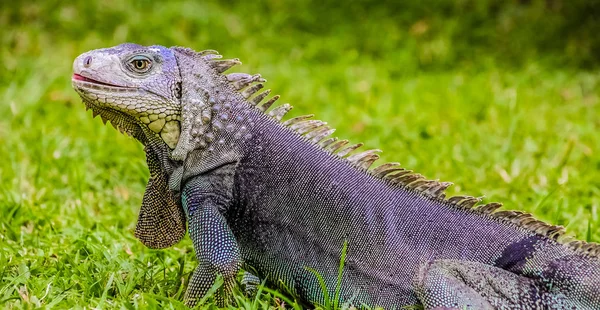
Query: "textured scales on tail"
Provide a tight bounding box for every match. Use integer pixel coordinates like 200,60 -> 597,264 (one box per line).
201,49 -> 600,258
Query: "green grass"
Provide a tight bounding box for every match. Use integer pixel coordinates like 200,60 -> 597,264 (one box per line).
1,0 -> 599,308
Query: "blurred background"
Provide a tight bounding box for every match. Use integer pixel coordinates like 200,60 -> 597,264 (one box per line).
1,0 -> 599,308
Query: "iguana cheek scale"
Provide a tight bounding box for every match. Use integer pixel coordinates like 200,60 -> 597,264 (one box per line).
72,43 -> 600,309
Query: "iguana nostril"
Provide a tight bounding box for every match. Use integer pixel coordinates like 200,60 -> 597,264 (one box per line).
83,56 -> 92,68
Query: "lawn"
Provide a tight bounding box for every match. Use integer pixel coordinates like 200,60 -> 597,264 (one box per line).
1,0 -> 598,309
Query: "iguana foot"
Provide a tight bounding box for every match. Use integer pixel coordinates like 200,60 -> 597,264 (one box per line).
240,271 -> 261,296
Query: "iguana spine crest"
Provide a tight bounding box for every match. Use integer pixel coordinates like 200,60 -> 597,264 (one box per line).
199,49 -> 600,258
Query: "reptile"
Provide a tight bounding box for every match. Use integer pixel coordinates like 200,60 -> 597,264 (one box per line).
71,43 -> 600,309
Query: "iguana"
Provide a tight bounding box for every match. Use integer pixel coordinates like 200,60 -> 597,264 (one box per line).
71,43 -> 600,309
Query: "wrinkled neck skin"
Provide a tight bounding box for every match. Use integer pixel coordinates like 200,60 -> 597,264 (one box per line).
173,83 -> 260,191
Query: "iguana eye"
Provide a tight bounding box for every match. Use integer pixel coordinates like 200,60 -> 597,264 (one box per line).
129,56 -> 152,73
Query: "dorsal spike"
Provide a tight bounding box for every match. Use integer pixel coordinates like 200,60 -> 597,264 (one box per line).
582,242 -> 597,253
387,170 -> 413,181
515,212 -> 533,220
348,150 -> 381,170
407,179 -> 433,191
478,202 -> 503,214
202,54 -> 222,61
493,210 -> 523,220
283,114 -> 314,127
226,72 -> 252,82
518,216 -> 537,226
229,74 -> 265,91
199,49 -> 219,56
289,120 -> 326,132
252,89 -> 272,107
303,126 -> 329,139
371,163 -> 402,178
527,222 -> 549,234
307,127 -> 335,143
319,137 -> 338,148
581,243 -> 596,254
560,235 -> 576,244
356,154 -> 380,170
297,122 -> 327,135
241,83 -> 264,99
546,226 -> 566,240
268,103 -> 292,121
212,58 -> 242,73
446,195 -> 473,205
491,210 -> 512,219
347,150 -> 382,165
395,173 -> 424,186
259,95 -> 280,112
568,240 -> 584,250
326,139 -> 349,153
423,181 -> 452,199
336,143 -> 364,157
457,196 -> 481,209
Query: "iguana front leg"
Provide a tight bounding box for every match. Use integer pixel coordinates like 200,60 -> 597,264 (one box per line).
182,177 -> 240,307
414,259 -> 553,310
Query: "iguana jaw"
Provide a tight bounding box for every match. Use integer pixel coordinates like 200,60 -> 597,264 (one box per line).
72,73 -> 130,88
72,44 -> 182,149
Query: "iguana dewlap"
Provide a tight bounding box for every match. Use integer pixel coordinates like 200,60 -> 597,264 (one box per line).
72,43 -> 600,309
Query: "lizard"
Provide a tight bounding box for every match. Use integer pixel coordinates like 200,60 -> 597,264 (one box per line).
71,43 -> 600,309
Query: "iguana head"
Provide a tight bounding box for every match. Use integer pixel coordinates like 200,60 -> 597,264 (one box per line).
72,43 -> 188,249
72,43 -> 182,149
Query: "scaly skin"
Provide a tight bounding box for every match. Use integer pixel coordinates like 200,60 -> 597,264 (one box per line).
72,43 -> 600,309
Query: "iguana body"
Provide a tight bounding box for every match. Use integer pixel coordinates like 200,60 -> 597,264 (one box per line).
72,43 -> 600,309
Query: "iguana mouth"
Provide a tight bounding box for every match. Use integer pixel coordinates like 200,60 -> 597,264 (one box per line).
72,73 -> 128,88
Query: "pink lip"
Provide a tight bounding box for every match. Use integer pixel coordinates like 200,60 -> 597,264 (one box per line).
72,73 -> 125,88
